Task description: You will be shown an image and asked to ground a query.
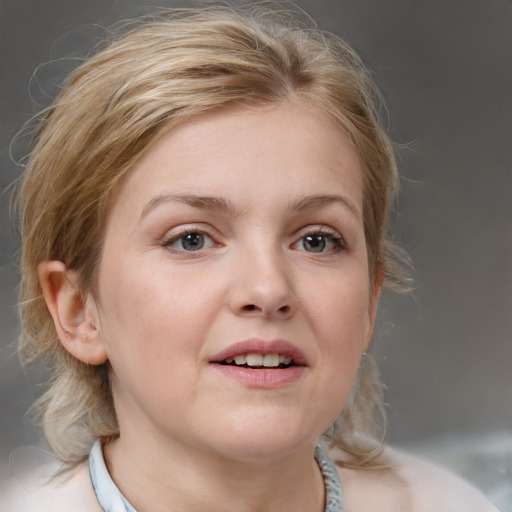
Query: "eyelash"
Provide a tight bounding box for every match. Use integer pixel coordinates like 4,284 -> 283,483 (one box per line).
160,226 -> 347,254
161,226 -> 217,253
293,227 -> 347,254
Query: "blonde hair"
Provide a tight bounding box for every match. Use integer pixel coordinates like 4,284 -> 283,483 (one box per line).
17,4 -> 406,466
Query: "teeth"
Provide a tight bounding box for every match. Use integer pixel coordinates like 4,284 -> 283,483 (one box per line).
224,353 -> 293,367
234,355 -> 246,365
262,354 -> 280,367
246,353 -> 264,367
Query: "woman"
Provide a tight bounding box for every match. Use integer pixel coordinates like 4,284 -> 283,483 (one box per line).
3,5 -> 498,511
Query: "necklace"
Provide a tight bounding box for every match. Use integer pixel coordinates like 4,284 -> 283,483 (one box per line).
89,441 -> 343,511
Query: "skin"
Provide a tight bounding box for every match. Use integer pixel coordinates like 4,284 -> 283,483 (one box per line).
37,100 -> 499,511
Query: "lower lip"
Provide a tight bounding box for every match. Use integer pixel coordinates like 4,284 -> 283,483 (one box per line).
210,363 -> 305,388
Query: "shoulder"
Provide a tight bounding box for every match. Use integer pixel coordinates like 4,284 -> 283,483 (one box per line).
332,446 -> 499,512
386,446 -> 499,512
0,446 -> 101,512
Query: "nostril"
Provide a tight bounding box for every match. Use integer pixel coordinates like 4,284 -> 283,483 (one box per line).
237,302 -> 294,317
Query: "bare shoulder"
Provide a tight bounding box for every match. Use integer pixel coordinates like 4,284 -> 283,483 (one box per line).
386,446 -> 499,511
0,446 -> 101,512
331,446 -> 499,512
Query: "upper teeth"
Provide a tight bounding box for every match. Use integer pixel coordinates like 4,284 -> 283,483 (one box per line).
224,353 -> 293,367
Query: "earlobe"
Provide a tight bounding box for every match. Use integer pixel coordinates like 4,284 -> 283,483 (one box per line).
37,261 -> 108,365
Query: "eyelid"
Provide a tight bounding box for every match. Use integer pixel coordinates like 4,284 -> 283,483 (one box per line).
295,225 -> 344,240
292,225 -> 347,253
161,224 -> 220,252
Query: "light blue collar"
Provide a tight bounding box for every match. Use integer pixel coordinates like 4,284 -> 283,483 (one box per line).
89,441 -> 136,512
89,441 -> 343,511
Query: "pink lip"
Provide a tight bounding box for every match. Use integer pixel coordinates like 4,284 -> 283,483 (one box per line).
209,339 -> 307,366
209,339 -> 307,389
211,365 -> 305,388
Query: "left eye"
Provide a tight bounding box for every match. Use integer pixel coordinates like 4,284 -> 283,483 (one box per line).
164,231 -> 215,252
294,233 -> 344,253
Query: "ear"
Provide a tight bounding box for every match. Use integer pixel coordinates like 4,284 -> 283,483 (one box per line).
38,260 -> 107,365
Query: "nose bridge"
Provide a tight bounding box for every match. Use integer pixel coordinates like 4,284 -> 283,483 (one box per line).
228,235 -> 297,318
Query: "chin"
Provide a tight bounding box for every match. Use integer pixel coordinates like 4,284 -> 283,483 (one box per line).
203,414 -> 323,463
216,438 -> 311,463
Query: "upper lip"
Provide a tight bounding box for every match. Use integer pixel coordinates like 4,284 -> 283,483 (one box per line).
210,339 -> 307,366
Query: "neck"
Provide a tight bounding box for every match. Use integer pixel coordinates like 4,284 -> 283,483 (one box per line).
103,432 -> 325,512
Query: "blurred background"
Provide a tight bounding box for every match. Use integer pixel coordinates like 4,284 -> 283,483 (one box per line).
1,0 -> 511,506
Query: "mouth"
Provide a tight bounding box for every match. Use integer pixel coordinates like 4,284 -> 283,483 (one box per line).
210,339 -> 306,368
209,339 -> 306,387
219,353 -> 295,369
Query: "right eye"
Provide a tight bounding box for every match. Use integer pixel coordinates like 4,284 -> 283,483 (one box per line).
163,230 -> 215,252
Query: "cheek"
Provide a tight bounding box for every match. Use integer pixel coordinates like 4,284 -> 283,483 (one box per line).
97,258 -> 221,363
302,270 -> 371,341
299,268 -> 372,400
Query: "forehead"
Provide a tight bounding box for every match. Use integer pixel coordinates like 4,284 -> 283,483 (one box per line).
110,100 -> 363,219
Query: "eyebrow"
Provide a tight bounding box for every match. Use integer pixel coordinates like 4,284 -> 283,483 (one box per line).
290,194 -> 362,222
140,192 -> 361,222
140,194 -> 246,219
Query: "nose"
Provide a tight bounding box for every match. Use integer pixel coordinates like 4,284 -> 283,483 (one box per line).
227,246 -> 298,320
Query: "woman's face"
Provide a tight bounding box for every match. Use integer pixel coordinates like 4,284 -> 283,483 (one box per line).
93,100 -> 378,461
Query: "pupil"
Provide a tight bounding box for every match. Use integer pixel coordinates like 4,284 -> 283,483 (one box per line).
182,233 -> 204,251
304,235 -> 325,252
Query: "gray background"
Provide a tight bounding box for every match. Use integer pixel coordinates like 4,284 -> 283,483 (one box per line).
1,0 -> 511,499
